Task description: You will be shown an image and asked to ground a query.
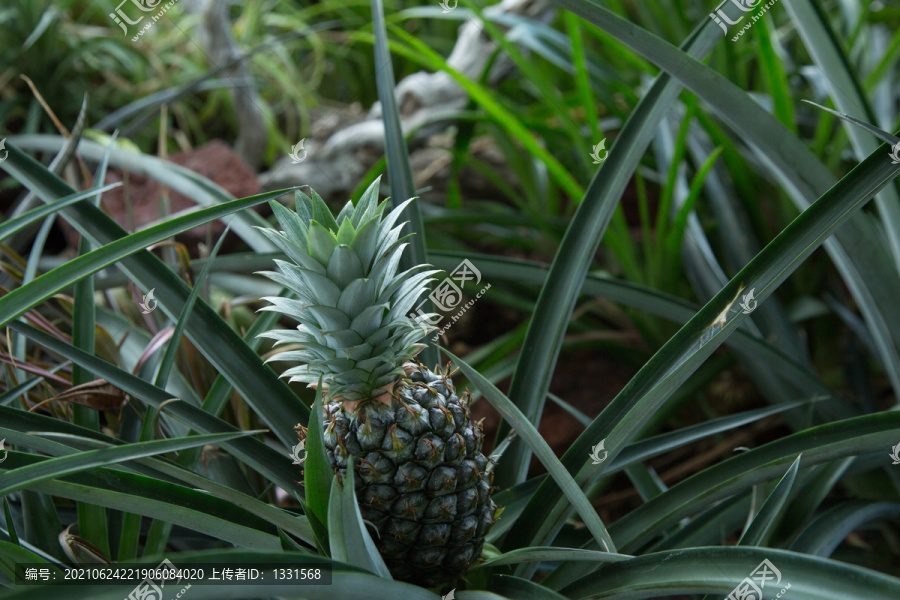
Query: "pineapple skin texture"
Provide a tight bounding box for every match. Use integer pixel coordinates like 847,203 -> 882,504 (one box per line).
323,365 -> 497,587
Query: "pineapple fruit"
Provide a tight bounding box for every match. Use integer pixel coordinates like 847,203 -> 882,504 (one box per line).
258,179 -> 497,587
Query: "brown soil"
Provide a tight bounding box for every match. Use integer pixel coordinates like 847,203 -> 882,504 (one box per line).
60,140 -> 260,255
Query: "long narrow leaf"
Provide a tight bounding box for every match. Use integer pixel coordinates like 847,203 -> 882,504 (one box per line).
0,431 -> 261,497
737,454 -> 801,546
443,349 -> 616,553
1,145 -> 309,446
327,458 -> 392,579
508,136 -> 900,551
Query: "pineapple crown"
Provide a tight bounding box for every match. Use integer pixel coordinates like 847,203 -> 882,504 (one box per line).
256,178 -> 440,404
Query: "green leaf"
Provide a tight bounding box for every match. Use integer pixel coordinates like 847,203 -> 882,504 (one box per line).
490,575 -> 570,600
4,324 -> 303,495
370,0 -> 437,367
305,382 -> 333,553
6,427 -> 314,546
555,0 -> 900,403
430,252 -> 840,414
474,547 -> 628,570
0,187 -> 286,330
154,223 -> 232,389
278,528 -> 310,554
327,458 -> 392,579
784,0 -> 900,272
2,498 -> 19,546
503,130 -> 900,552
545,416 -> 900,584
611,413 -> 900,551
0,430 -> 261,497
560,547 -> 900,599
790,501 -> 900,557
3,454 -> 282,551
2,145 -> 309,447
490,9 -> 725,488
0,541 -> 62,585
73,138 -> 116,559
0,184 -> 119,242
442,349 -> 616,554
8,135 -> 275,252
779,457 -> 854,539
738,454 -> 801,546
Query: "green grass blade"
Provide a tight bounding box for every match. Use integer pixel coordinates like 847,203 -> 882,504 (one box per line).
72,142 -> 116,560
25,432 -> 314,545
784,0 -> 900,273
738,454 -> 801,546
0,191 -> 284,330
383,27 -> 583,201
789,501 -> 900,556
16,478 -> 280,552
491,575 -> 570,600
5,323 -> 303,494
153,224 -> 231,389
305,383 -> 332,553
474,547 -> 629,570
0,184 -> 119,242
0,541 -> 60,584
327,458 -> 392,578
753,13 -> 796,133
611,412 -> 900,551
611,400 -> 816,474
0,431 -> 260,497
506,137 -> 900,551
2,498 -> 18,546
779,457 -> 854,539
560,547 -> 900,599
443,349 -> 616,554
370,0 -> 437,368
644,495 -> 749,553
556,0 -> 900,399
7,135 -> 275,252
491,11 -> 722,488
174,294 -> 285,470
2,145 -> 309,445
19,490 -> 63,562
432,252 -> 841,414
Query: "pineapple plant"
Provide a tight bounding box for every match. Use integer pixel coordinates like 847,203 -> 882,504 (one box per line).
257,179 -> 498,587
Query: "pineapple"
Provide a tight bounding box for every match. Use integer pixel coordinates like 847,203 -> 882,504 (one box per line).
258,179 -> 497,587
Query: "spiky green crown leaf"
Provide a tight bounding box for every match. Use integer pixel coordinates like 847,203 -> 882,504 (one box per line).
257,178 -> 439,403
